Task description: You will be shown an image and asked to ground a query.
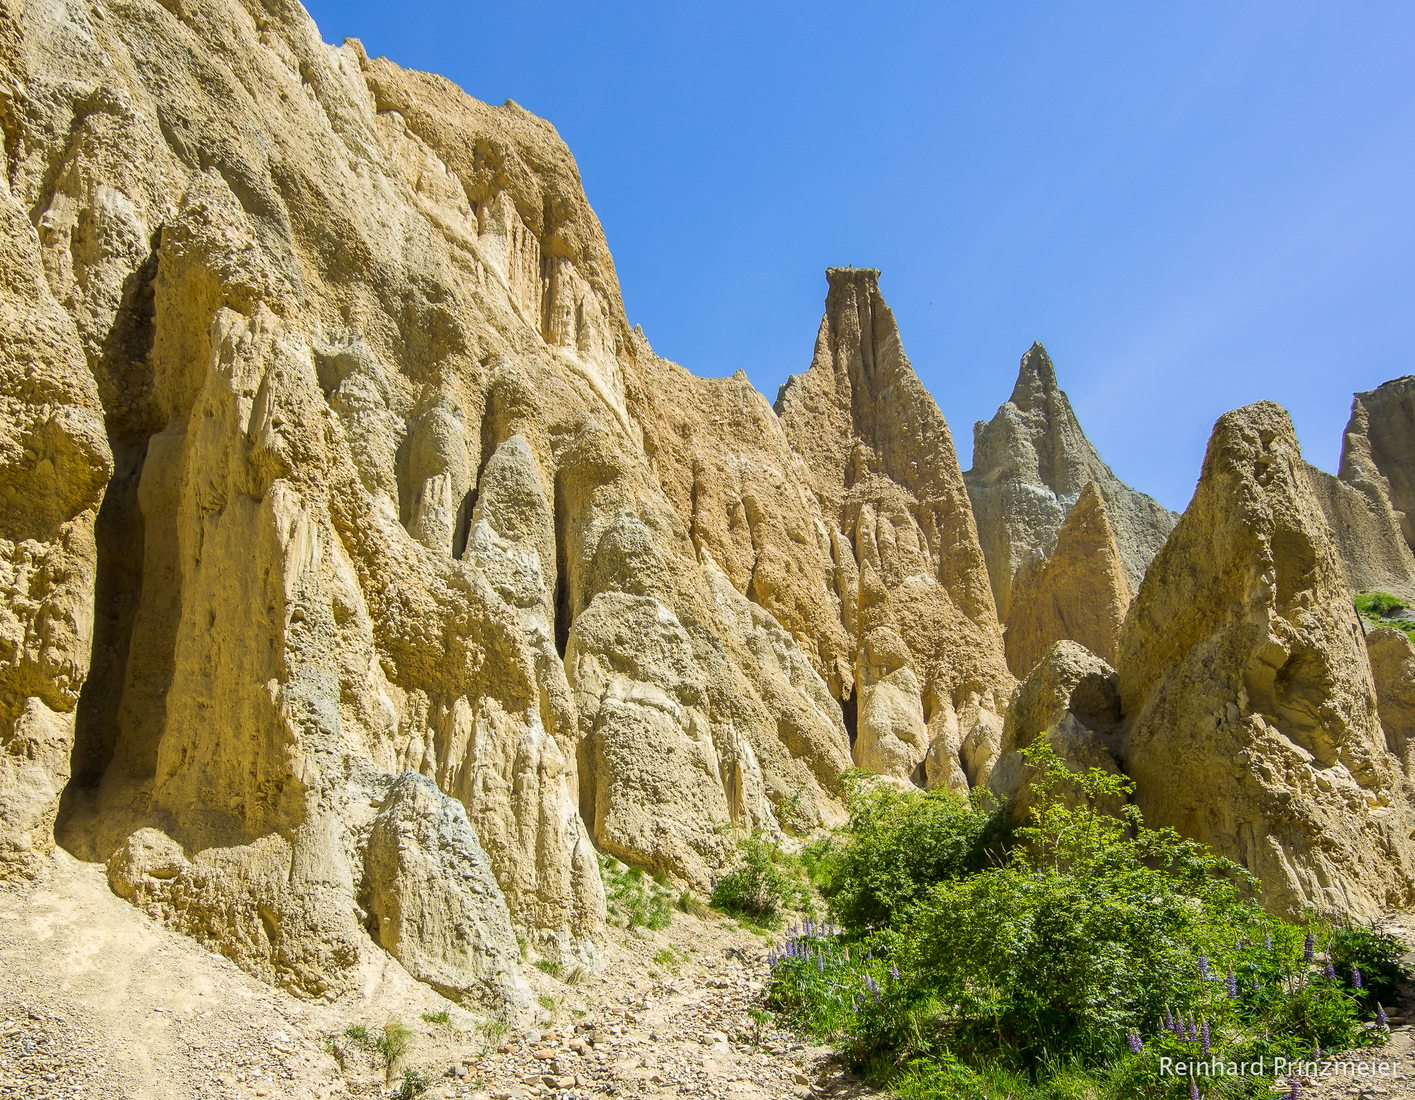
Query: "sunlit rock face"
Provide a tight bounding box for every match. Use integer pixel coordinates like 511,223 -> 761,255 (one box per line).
1118,401 -> 1415,918
776,267 -> 1014,789
8,0 -> 1415,1017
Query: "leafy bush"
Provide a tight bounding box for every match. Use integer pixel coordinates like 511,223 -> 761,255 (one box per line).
599,855 -> 675,930
711,831 -> 810,928
398,1068 -> 430,1098
804,780 -> 1002,930
767,743 -> 1394,1098
1329,923 -> 1406,1008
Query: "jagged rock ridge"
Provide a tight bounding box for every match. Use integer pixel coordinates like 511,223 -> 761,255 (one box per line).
966,343 -> 1174,623
5,0 -> 1415,1019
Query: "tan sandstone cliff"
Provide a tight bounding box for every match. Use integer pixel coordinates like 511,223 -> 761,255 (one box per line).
0,0 -> 864,1010
5,0 -> 1415,1022
775,269 -> 1013,790
1118,401 -> 1415,917
1003,481 -> 1130,678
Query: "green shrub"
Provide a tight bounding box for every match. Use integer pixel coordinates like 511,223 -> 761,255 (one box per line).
374,1020 -> 413,1068
1329,923 -> 1407,1008
398,1068 -> 430,1098
599,855 -> 675,930
711,831 -> 810,928
805,780 -> 1003,930
766,743 -> 1387,1098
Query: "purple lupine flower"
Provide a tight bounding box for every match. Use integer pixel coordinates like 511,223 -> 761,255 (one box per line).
1198,953 -> 1211,979
1303,931 -> 1315,962
1285,1079 -> 1301,1100
1377,1004 -> 1389,1030
1314,1045 -> 1322,1061
1189,1079 -> 1200,1100
1200,1018 -> 1211,1056
890,964 -> 900,982
816,954 -> 825,973
1351,967 -> 1364,990
1188,1020 -> 1199,1043
1323,960 -> 1336,981
1264,930 -> 1274,951
1126,1029 -> 1143,1053
1163,1007 -> 1174,1031
1226,969 -> 1238,998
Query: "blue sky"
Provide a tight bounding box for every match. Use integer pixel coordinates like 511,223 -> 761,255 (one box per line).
303,1 -> 1415,511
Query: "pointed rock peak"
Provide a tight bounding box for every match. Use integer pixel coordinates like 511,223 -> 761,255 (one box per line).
1004,481 -> 1130,675
1008,342 -> 1061,410
1066,481 -> 1109,529
1117,396 -> 1415,915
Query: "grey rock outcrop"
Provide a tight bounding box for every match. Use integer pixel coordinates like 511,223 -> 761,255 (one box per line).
966,343 -> 1174,619
364,774 -> 533,1015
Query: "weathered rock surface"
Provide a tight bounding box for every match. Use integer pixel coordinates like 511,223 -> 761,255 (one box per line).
7,0 -> 1415,1024
776,268 -> 1013,785
1308,464 -> 1415,601
988,641 -> 1121,814
1368,627 -> 1415,778
364,773 -> 533,1014
1340,376 -> 1415,551
966,343 -> 1174,619
0,0 -> 856,1008
1004,482 -> 1130,677
1119,401 -> 1415,917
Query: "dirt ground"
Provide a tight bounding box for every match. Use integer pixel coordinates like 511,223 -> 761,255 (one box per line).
0,852 -> 879,1100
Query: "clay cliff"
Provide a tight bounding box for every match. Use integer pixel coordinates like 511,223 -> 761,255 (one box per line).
5,0 -> 1415,1019
1307,376 -> 1415,601
775,269 -> 1012,789
0,0 -> 868,1010
1004,482 -> 1130,677
1118,402 -> 1415,917
965,343 -> 1174,623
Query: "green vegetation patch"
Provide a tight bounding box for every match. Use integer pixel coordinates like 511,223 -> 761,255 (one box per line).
765,744 -> 1401,1099
599,854 -> 676,930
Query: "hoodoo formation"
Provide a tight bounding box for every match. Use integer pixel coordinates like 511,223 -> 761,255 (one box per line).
2,0 -> 1415,1033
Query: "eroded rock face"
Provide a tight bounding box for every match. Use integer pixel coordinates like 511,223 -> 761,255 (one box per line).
1308,465 -> 1415,601
1118,401 -> 1415,917
0,0 -> 857,1009
966,344 -> 1174,619
776,268 -> 1013,786
988,641 -> 1121,816
6,0 -> 1411,1015
0,172 -> 111,877
364,774 -> 533,1015
1340,377 -> 1415,551
1004,482 -> 1130,678
1367,628 -> 1415,778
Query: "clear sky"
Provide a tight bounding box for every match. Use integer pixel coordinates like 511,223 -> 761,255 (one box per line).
303,1 -> 1415,512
